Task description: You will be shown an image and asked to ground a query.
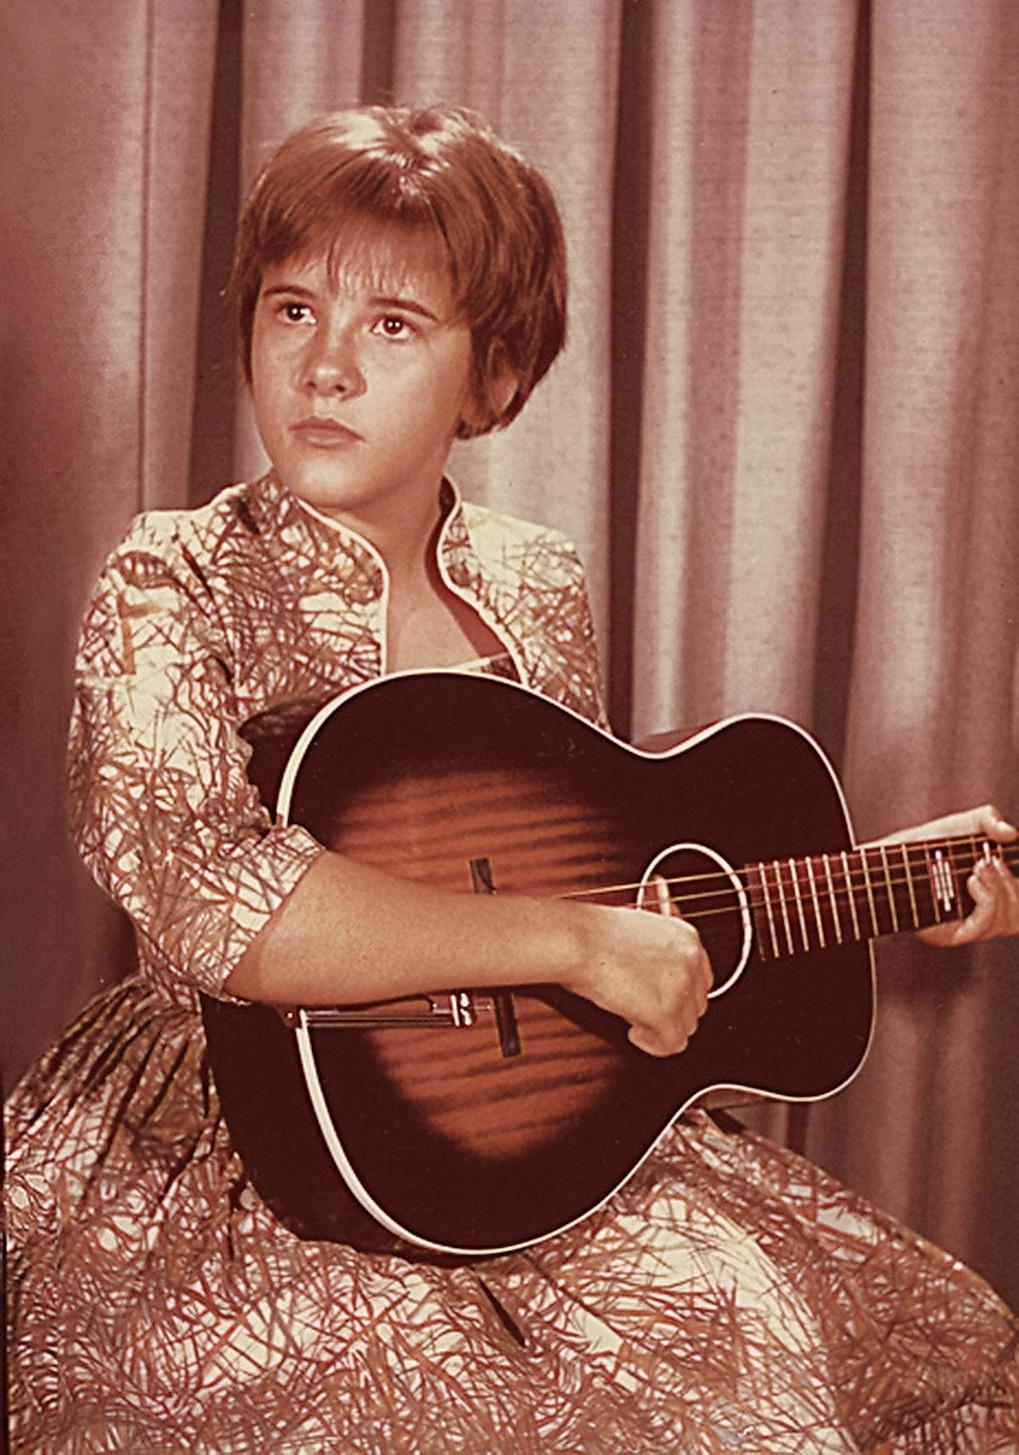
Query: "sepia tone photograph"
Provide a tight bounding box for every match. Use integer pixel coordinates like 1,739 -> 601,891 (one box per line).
3,2 -> 1018,1450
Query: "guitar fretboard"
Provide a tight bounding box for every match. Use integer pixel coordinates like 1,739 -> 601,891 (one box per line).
749,835 -> 1002,960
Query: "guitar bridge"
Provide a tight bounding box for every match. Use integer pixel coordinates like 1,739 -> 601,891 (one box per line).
277,993 -> 475,1030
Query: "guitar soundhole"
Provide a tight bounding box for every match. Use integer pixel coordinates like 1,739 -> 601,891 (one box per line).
639,844 -> 751,996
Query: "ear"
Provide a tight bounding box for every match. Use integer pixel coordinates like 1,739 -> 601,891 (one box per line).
462,347 -> 520,436
484,359 -> 519,420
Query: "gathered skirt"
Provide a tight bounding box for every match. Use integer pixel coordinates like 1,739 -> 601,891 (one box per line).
5,975 -> 1017,1454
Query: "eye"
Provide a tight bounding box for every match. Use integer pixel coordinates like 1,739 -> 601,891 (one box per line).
372,314 -> 415,341
275,300 -> 314,325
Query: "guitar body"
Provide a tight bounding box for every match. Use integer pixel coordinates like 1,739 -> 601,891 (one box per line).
203,672 -> 874,1258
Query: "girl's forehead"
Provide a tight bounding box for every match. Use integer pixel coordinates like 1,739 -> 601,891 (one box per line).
282,217 -> 457,305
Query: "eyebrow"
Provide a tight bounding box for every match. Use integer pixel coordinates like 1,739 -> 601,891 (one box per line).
261,282 -> 441,323
372,293 -> 441,322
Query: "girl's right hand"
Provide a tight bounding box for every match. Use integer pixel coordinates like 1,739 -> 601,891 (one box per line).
566,904 -> 713,1057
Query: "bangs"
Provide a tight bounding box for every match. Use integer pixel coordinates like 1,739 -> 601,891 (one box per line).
251,148 -> 445,276
292,215 -> 460,320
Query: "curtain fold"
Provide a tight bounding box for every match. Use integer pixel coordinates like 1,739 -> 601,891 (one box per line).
846,0 -> 1019,828
632,1 -> 861,741
2,0 -> 219,1081
4,0 -> 1017,1306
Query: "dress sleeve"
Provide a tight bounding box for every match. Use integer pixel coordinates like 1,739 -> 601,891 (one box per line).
560,541 -> 610,733
67,522 -> 323,997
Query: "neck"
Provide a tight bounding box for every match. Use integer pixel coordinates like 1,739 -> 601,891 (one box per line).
296,478 -> 450,592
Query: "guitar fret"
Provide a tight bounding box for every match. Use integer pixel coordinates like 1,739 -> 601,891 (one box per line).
959,840 -> 982,906
805,856 -> 826,949
900,843 -> 920,928
840,851 -> 861,941
822,853 -> 843,945
773,859 -> 796,955
879,844 -> 899,933
757,862 -> 780,959
860,848 -> 880,936
788,858 -> 811,951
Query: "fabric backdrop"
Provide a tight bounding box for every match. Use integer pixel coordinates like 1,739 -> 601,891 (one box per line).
3,0 -> 1017,1309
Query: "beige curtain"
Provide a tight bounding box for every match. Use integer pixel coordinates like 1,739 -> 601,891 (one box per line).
3,0 -> 1017,1307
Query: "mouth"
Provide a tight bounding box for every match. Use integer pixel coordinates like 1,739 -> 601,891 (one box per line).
291,417 -> 362,448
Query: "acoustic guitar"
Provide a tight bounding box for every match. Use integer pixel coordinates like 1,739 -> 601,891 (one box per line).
202,671 -> 1008,1260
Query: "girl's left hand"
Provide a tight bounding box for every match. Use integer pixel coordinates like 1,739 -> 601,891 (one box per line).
873,804 -> 1019,947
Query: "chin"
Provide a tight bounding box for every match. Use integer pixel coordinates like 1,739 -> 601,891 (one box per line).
290,480 -> 384,522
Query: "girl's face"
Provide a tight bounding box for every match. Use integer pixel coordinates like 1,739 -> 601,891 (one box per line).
251,224 -> 477,537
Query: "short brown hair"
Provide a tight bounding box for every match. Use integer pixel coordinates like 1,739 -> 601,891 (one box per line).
230,105 -> 567,437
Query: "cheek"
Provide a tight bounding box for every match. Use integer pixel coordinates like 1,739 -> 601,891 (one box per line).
251,383 -> 288,457
251,341 -> 290,421
249,362 -> 270,421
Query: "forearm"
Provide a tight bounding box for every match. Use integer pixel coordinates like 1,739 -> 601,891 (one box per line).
223,850 -> 590,1006
224,848 -> 715,1059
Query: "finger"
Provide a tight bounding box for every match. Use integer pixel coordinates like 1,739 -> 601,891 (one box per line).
700,955 -> 715,996
628,986 -> 711,1056
672,980 -> 710,1025
944,860 -> 1011,945
687,953 -> 713,1015
960,865 -> 1000,940
628,1022 -> 688,1058
976,805 -> 1018,843
993,850 -> 1019,896
977,857 -> 1019,933
679,941 -> 713,999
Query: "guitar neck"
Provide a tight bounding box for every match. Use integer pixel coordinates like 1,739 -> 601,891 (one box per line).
750,833 -> 1011,960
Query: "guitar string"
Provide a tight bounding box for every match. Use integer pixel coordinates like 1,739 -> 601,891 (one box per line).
640,848 -> 1019,916
613,884 -> 1011,930
598,849 -> 1019,921
555,840 -> 1019,915
613,858 -> 1016,934
623,880 -> 1018,935
556,836 -> 1019,900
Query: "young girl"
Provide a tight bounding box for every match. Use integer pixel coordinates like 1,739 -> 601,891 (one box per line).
6,104 -> 1018,1454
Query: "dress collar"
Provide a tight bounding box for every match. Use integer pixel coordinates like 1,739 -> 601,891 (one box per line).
245,470 -> 467,575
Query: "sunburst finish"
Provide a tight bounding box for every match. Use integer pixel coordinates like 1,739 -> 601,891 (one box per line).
203,671 -> 876,1257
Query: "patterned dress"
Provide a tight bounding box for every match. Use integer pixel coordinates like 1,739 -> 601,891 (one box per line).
5,473 -> 1017,1454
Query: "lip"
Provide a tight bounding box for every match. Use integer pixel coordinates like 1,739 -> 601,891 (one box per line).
291,417 -> 362,447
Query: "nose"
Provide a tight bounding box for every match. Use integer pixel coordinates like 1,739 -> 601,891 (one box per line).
303,325 -> 365,399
